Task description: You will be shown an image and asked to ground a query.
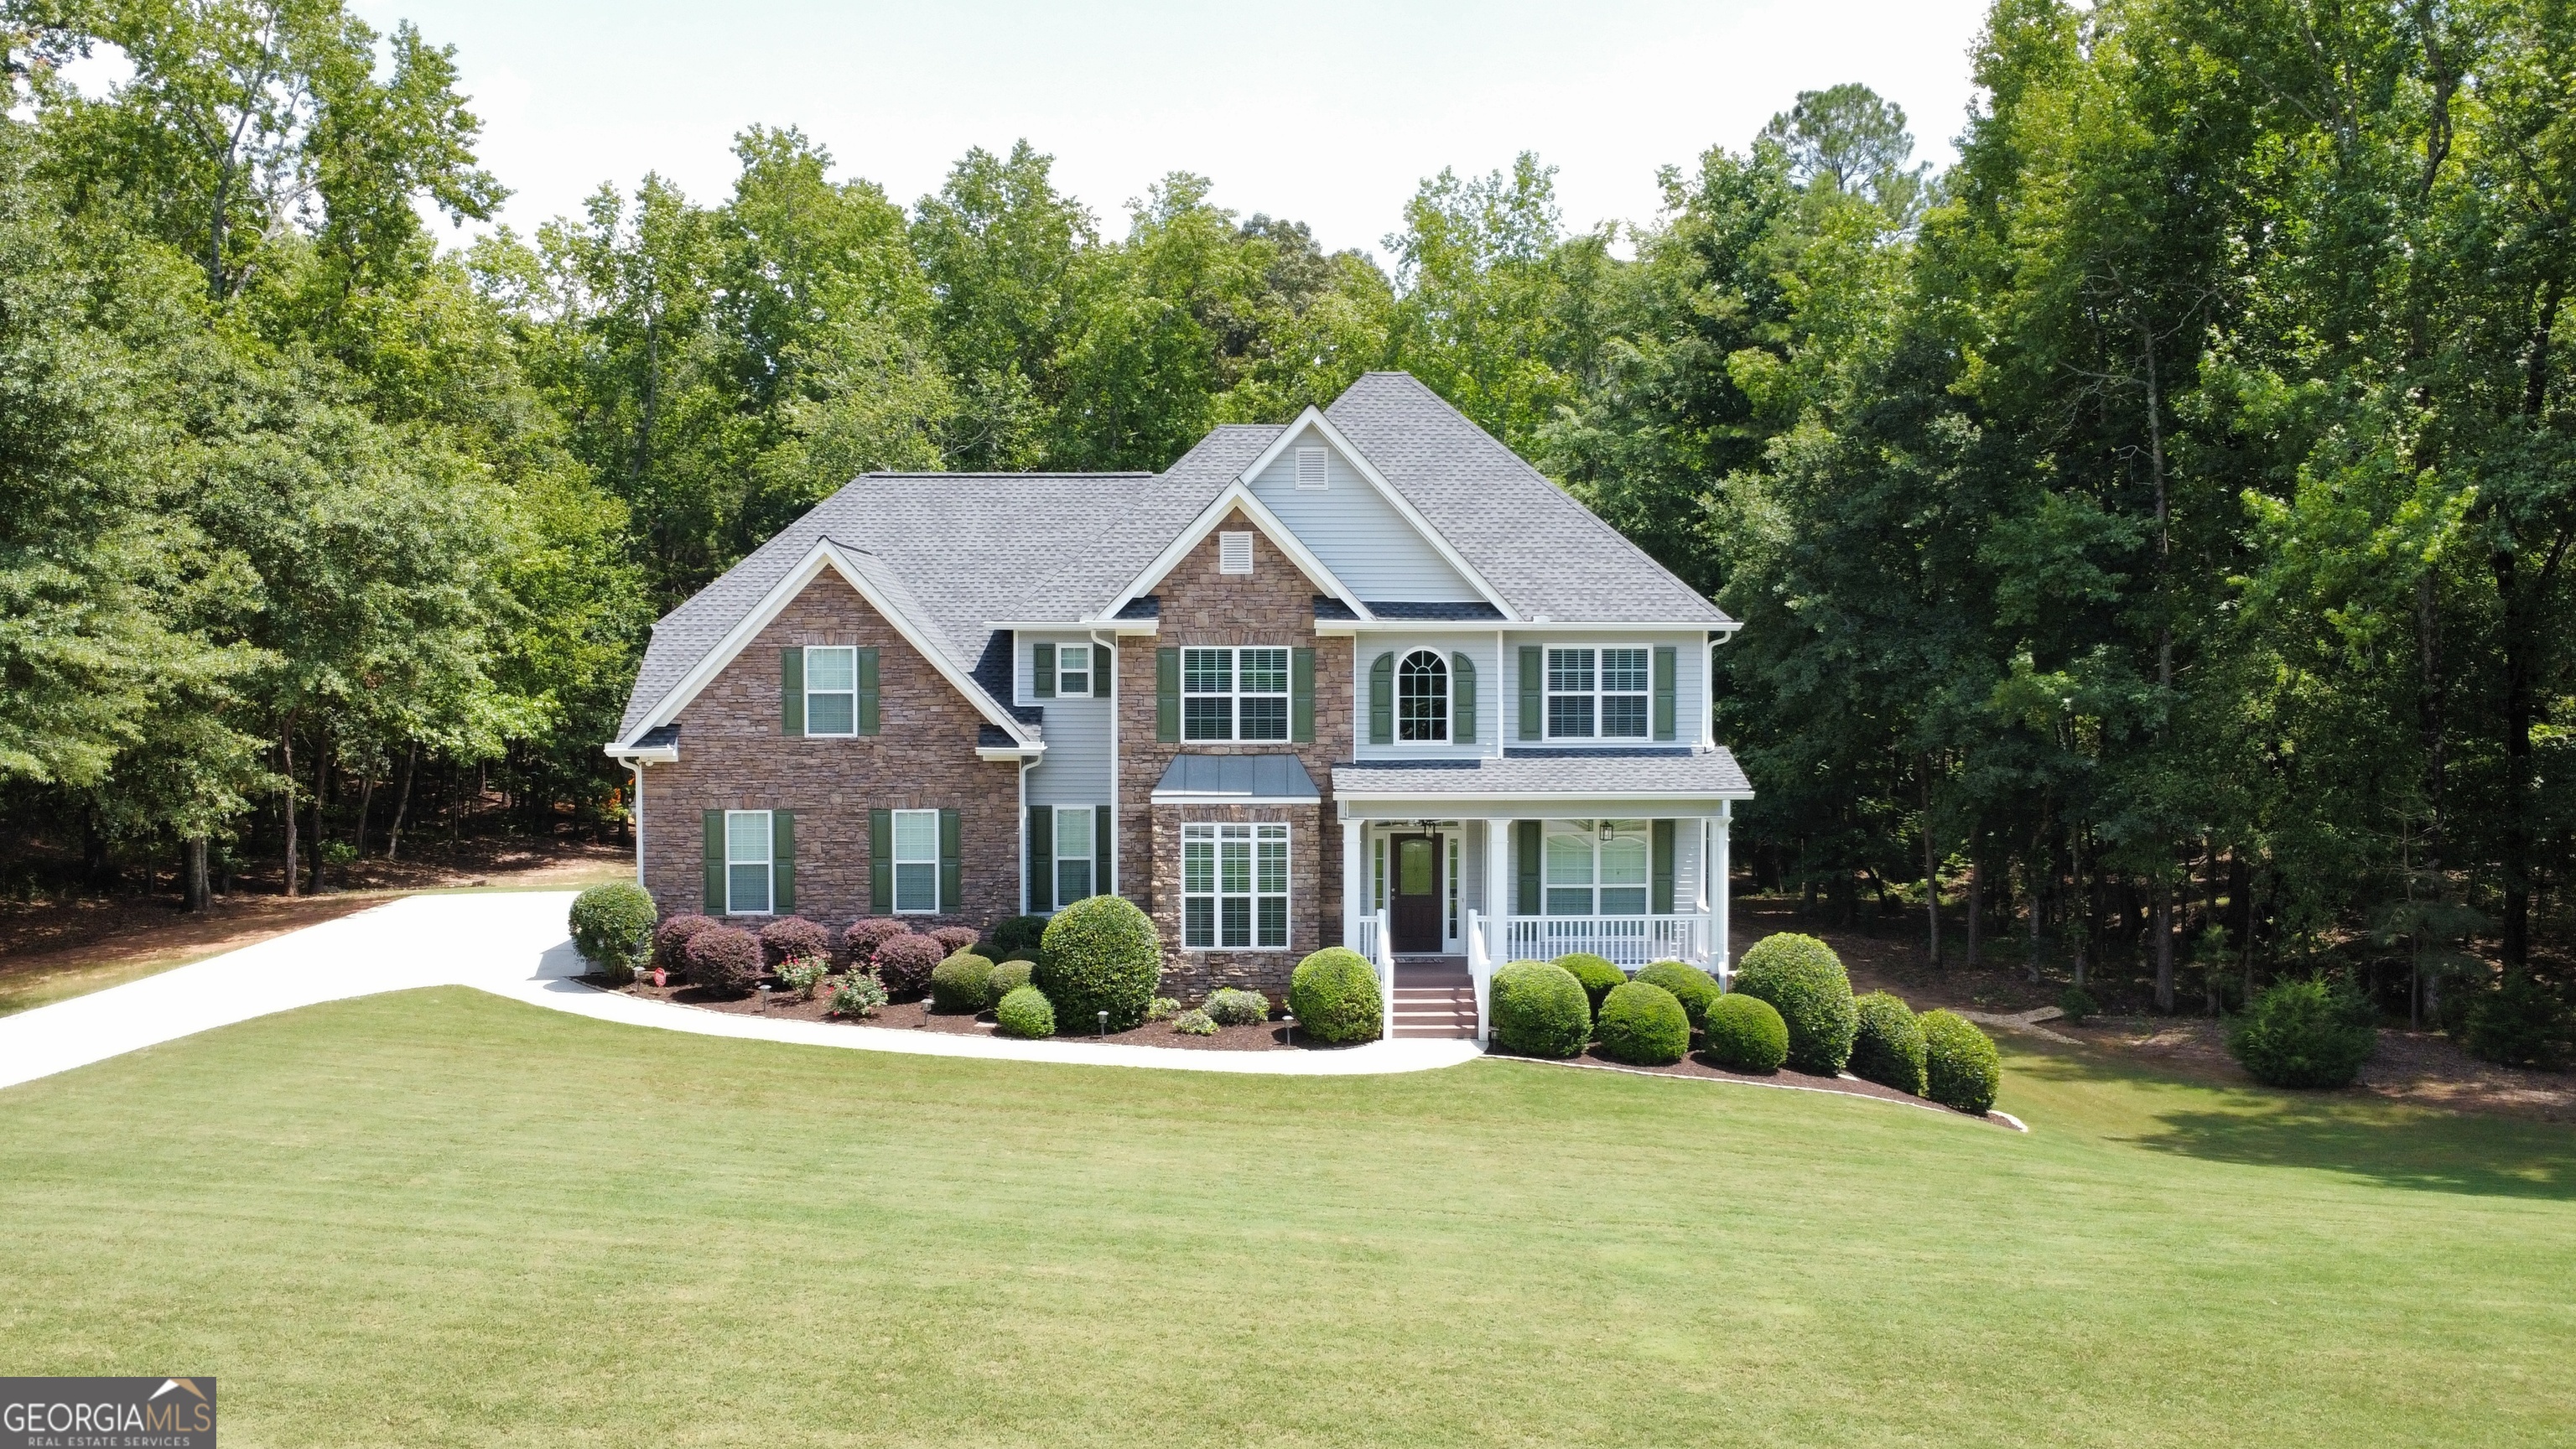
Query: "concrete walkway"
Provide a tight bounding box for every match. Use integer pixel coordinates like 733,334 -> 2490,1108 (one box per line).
0,891 -> 1479,1092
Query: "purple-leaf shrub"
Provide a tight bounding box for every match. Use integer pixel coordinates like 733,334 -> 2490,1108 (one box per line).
686,926 -> 762,997
873,933 -> 944,1000
759,916 -> 831,966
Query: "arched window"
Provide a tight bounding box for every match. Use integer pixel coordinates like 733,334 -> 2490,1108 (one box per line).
1397,650 -> 1448,742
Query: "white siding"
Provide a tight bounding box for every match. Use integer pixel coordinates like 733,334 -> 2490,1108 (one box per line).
1247,423 -> 1483,603
1018,633 -> 1113,809
1498,632 -> 1709,748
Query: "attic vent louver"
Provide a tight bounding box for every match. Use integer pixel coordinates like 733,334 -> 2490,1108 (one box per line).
1295,446 -> 1327,491
1218,532 -> 1254,575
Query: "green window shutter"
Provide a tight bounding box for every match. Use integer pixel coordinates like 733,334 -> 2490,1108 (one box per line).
703,810 -> 724,914
1651,819 -> 1675,916
938,808 -> 962,914
1451,652 -> 1478,744
773,810 -> 796,913
1291,647 -> 1316,743
1519,646 -> 1543,740
856,647 -> 880,735
870,808 -> 892,914
1028,805 -> 1053,913
1095,804 -> 1114,894
1654,646 -> 1678,740
1156,648 -> 1180,741
1514,820 -> 1540,916
1368,652 -> 1394,745
1035,642 -> 1057,699
1093,645 -> 1111,698
782,647 -> 805,736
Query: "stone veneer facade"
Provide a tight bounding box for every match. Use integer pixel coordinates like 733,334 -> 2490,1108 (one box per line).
638,574 -> 1023,931
1119,510 -> 1353,996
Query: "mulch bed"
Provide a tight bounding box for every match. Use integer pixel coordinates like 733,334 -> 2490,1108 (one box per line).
603,974 -> 1306,1052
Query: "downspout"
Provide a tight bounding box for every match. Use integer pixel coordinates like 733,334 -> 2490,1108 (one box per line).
1018,754 -> 1034,916
1094,628 -> 1119,896
628,759 -> 647,889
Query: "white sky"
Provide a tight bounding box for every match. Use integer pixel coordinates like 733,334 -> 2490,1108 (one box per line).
353,0 -> 1995,257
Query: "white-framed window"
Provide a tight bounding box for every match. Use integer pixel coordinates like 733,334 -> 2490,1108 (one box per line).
1296,446 -> 1327,491
1182,822 -> 1290,949
726,809 -> 774,916
1182,646 -> 1289,741
806,647 -> 857,736
1218,531 -> 1254,574
1447,834 -> 1461,939
1057,644 -> 1090,697
1546,647 -> 1652,740
1054,805 -> 1094,906
1544,820 -> 1649,917
1397,650 -> 1449,743
892,808 -> 940,914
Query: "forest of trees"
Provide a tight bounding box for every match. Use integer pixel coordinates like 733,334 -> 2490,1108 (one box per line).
4,0 -> 2573,1044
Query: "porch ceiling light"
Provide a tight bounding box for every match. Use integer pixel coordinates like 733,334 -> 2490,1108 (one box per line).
1598,820 -> 1614,843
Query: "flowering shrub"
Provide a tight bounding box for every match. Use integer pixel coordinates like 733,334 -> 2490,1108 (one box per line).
776,955 -> 828,1001
830,971 -> 887,1018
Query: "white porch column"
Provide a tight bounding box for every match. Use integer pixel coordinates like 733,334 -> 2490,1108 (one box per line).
1714,802 -> 1733,975
1485,817 -> 1513,961
1342,813 -> 1365,951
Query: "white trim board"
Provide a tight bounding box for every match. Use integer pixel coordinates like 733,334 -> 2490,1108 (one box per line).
1233,408 -> 1519,621
614,540 -> 1040,752
1094,481 -> 1372,624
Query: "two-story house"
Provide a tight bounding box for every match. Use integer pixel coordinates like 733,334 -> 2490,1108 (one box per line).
605,372 -> 1753,1037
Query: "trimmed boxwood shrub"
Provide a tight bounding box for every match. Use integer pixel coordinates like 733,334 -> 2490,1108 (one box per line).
1036,894 -> 1164,1032
988,914 -> 1051,958
1701,993 -> 1788,1073
655,913 -> 716,973
1554,953 -> 1625,1017
1288,948 -> 1382,1044
841,917 -> 911,969
989,958 -> 1034,1000
930,953 -> 996,1013
1920,1010 -> 2002,1114
1732,932 -> 1859,1075
569,883 -> 656,982
995,985 -> 1055,1038
758,915 -> 832,967
1851,991 -> 1929,1096
685,925 -> 762,996
1204,987 -> 1270,1027
1636,959 -> 1719,1031
2228,976 -> 2377,1088
873,933 -> 944,999
1491,959 -> 1590,1058
1596,980 -> 1690,1065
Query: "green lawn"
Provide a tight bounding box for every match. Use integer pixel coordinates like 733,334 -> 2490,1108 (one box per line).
2,989 -> 2570,1446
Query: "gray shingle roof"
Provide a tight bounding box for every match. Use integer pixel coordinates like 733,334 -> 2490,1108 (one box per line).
614,377 -> 1728,742
1332,747 -> 1753,799
1150,753 -> 1322,801
1325,372 -> 1730,626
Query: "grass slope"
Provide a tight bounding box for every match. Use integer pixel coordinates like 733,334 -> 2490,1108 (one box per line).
1,988 -> 2570,1446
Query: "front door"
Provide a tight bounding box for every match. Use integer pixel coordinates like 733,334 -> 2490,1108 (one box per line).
1389,834 -> 1443,953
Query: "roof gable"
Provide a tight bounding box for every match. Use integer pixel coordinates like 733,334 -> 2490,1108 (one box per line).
1237,410 -> 1500,610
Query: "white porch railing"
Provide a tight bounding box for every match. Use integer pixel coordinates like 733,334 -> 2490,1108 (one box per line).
1503,914 -> 1713,973
1355,908 -> 1395,1041
1464,908 -> 1495,1044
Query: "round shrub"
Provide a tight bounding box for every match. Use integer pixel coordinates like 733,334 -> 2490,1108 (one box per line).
929,925 -> 982,956
569,882 -> 656,982
758,915 -> 832,967
1850,990 -> 1929,1096
1701,993 -> 1789,1073
1491,959 -> 1591,1058
1554,953 -> 1625,1017
2462,972 -> 2566,1067
1636,959 -> 1720,1031
2058,984 -> 2098,1026
684,925 -> 762,996
988,958 -> 1034,1000
1171,1007 -> 1218,1036
995,985 -> 1055,1039
841,917 -> 911,969
1920,1010 -> 2002,1114
930,952 -> 996,1014
655,913 -> 716,973
1732,932 -> 1858,1075
872,933 -> 944,999
2227,976 -> 2376,1088
1596,980 -> 1690,1065
987,914 -> 1051,958
1287,948 -> 1382,1044
1204,987 -> 1271,1027
1036,894 -> 1164,1032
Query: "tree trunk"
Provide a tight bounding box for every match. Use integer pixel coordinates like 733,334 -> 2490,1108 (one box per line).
2496,545 -> 2533,969
1966,859 -> 1983,969
279,714 -> 299,899
387,743 -> 418,862
354,763 -> 377,862
306,737 -> 330,896
184,836 -> 210,911
1920,760 -> 1941,969
2153,873 -> 2175,1014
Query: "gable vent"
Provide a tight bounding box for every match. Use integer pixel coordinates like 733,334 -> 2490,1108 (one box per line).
1295,445 -> 1327,491
1218,531 -> 1254,575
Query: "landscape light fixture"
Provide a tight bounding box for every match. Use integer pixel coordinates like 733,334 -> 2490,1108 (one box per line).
1097,1010 -> 1109,1038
